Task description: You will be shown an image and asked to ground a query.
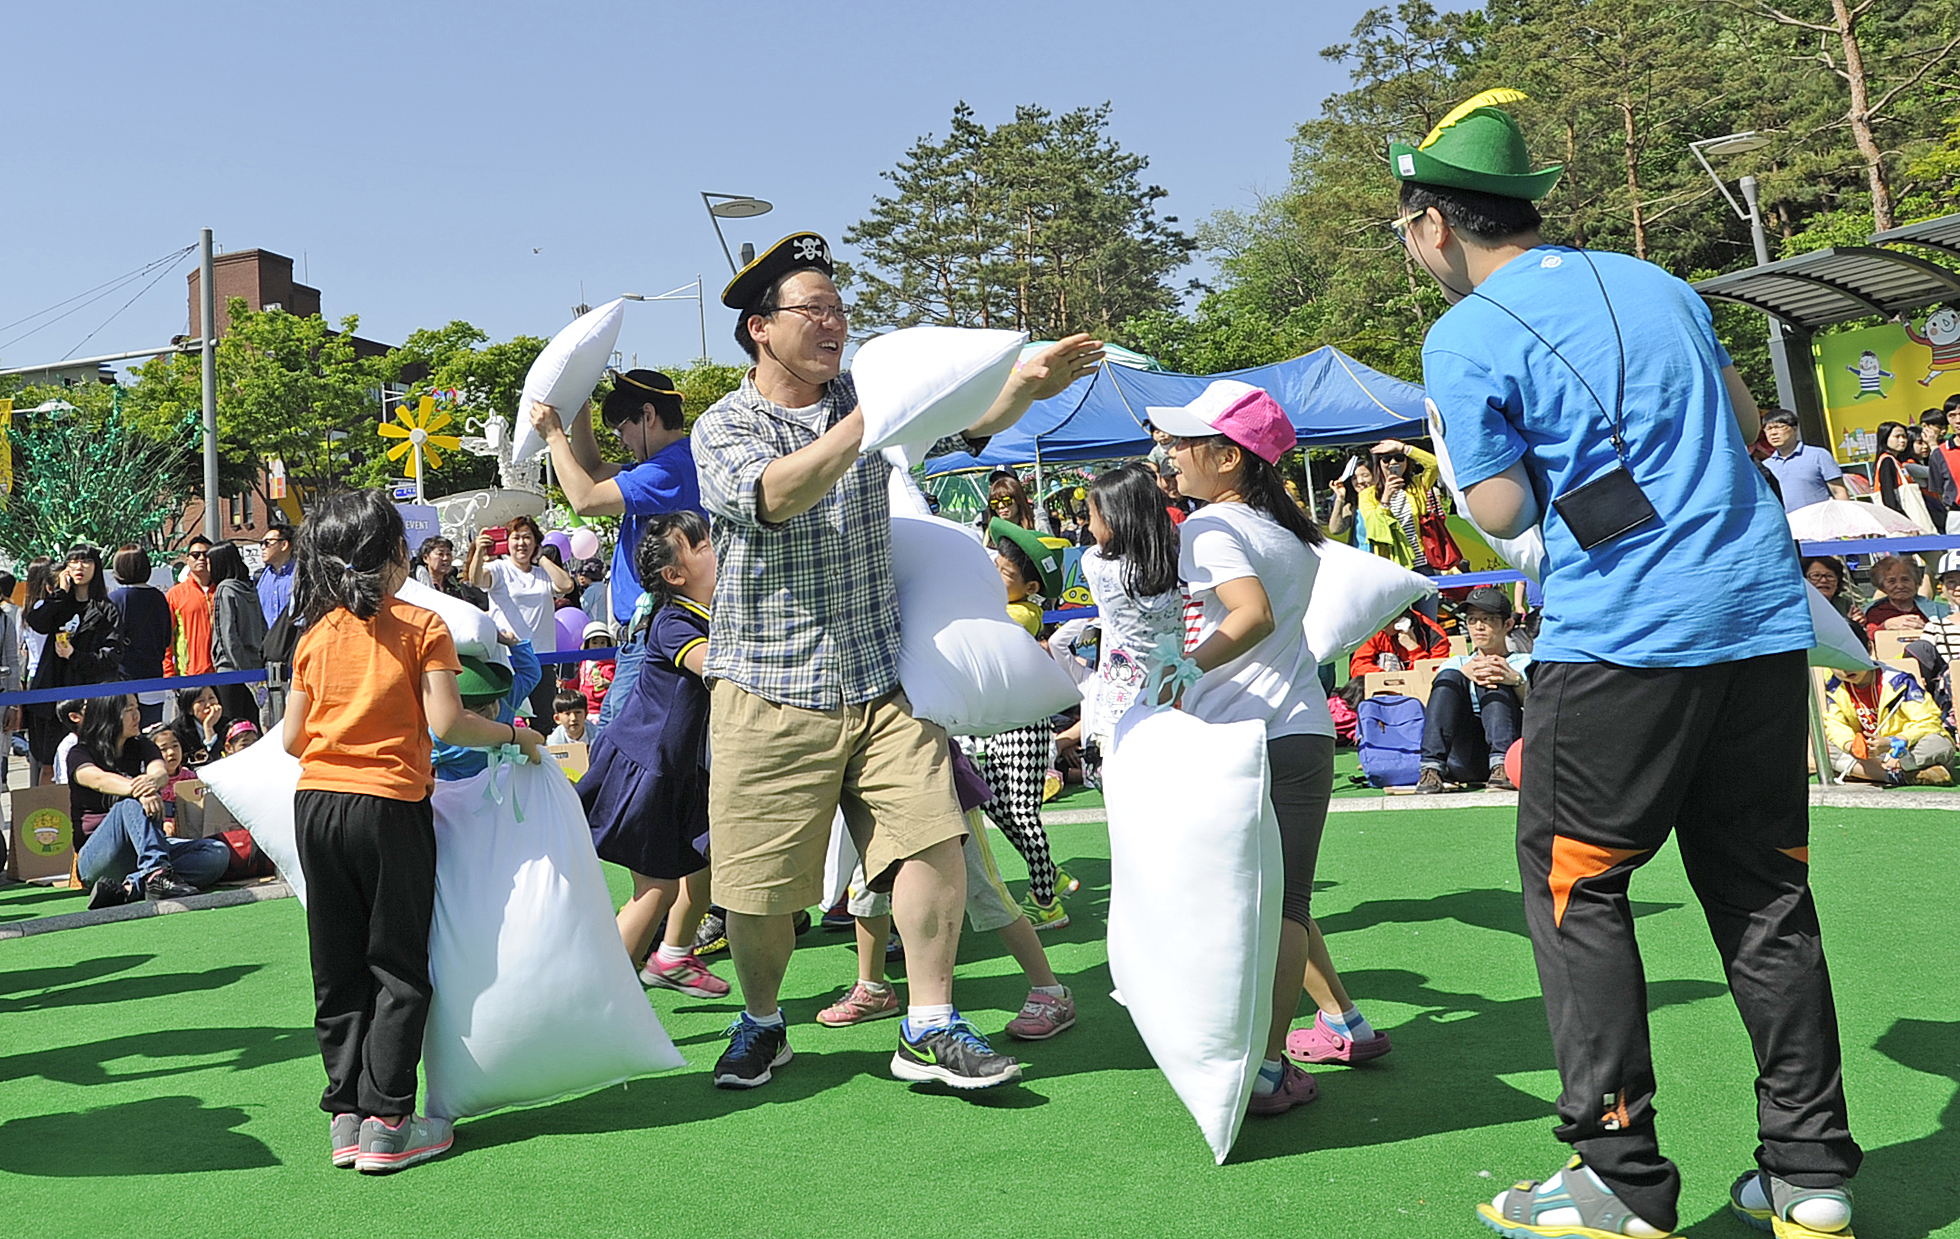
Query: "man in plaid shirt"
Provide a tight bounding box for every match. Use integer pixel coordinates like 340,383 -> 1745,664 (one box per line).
695,231 -> 1100,1092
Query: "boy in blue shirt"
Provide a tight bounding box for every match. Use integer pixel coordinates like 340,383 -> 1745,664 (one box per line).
1395,92 -> 1859,1239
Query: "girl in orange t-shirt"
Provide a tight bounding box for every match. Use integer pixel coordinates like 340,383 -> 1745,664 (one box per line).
281,490 -> 543,1175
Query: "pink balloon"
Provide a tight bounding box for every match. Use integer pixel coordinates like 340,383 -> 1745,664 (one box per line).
568,527 -> 601,561
542,530 -> 574,559
555,605 -> 587,652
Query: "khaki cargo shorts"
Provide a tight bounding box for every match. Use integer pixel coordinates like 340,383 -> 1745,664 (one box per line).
707,681 -> 967,917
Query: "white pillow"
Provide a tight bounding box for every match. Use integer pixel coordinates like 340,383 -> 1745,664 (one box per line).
508,299 -> 626,465
1807,581 -> 1873,670
1104,704 -> 1280,1165
423,757 -> 684,1119
1426,398 -> 1547,581
889,510 -> 1082,736
396,578 -> 510,667
200,737 -> 305,903
853,326 -> 1027,457
1303,538 -> 1437,663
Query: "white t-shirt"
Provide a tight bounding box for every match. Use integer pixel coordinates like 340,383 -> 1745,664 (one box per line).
485,560 -> 557,653
53,732 -> 80,784
1178,502 -> 1332,740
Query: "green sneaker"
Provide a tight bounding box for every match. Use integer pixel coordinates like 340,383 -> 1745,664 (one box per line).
1021,893 -> 1070,932
1054,868 -> 1081,896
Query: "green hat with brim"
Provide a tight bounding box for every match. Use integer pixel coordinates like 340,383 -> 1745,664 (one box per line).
1390,90 -> 1562,202
456,655 -> 515,709
988,518 -> 1065,601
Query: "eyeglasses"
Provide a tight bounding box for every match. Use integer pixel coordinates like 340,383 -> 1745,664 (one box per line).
185,549 -> 210,560
771,302 -> 850,326
259,536 -> 283,547
1390,209 -> 1425,242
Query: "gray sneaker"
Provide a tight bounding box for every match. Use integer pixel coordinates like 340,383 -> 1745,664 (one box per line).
355,1114 -> 453,1174
330,1114 -> 361,1169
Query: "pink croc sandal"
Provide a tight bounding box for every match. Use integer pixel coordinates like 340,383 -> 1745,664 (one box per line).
1286,1011 -> 1393,1065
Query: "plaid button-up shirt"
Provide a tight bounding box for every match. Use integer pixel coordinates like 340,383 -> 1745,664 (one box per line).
695,370 -> 982,710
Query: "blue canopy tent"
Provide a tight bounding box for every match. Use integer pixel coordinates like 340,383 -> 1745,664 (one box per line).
920,345 -> 1428,477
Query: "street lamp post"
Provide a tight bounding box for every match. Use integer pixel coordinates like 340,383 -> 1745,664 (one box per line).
1690,131 -> 1801,414
700,193 -> 774,276
623,277 -> 711,363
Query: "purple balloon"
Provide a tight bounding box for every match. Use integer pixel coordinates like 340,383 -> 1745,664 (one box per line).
555,605 -> 587,653
542,530 -> 574,559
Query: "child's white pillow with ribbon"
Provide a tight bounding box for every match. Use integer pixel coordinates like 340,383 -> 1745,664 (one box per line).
1302,538 -> 1438,663
853,326 -> 1028,457
1105,704 -> 1279,1164
888,509 -> 1080,736
508,299 -> 626,464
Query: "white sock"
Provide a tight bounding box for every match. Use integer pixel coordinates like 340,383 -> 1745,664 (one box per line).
1252,1058 -> 1286,1096
744,1009 -> 785,1029
655,942 -> 691,964
858,979 -> 892,995
906,1003 -> 955,1032
1324,1006 -> 1377,1042
1738,1174 -> 1851,1232
1033,984 -> 1068,998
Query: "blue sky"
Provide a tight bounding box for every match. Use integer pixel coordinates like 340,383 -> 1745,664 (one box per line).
3,0 -> 1406,375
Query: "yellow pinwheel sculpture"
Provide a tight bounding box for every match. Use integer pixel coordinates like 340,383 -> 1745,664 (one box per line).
379,395 -> 462,501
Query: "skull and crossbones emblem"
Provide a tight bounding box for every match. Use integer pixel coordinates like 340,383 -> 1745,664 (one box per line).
792,236 -> 828,264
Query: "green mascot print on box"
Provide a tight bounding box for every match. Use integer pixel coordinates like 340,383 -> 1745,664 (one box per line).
1818,308 -> 1960,462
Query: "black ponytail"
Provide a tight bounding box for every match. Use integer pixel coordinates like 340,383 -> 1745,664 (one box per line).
1087,463 -> 1180,597
633,510 -> 711,627
294,490 -> 407,625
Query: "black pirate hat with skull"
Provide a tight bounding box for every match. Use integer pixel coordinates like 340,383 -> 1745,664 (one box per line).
721,230 -> 834,329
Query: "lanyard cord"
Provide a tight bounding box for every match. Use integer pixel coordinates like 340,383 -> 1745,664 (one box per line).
1469,249 -> 1631,464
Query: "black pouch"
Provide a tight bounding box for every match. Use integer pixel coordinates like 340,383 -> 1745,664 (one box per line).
1552,464 -> 1657,551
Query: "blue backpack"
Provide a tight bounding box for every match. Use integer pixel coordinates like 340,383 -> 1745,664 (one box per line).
1356,694 -> 1426,788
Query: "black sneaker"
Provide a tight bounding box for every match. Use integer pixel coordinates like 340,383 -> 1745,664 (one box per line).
891,1016 -> 1023,1090
143,868 -> 200,902
1413,769 -> 1447,795
692,909 -> 728,956
713,1015 -> 792,1089
86,878 -> 130,911
792,909 -> 813,936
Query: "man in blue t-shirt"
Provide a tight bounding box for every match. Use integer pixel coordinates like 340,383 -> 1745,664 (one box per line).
1760,409 -> 1848,512
1394,95 -> 1859,1238
528,369 -> 704,739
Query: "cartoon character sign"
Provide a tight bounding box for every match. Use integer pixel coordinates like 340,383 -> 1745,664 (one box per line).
1905,308 -> 1960,387
1846,349 -> 1894,398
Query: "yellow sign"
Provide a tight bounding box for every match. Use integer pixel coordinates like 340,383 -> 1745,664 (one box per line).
0,396 -> 13,506
1816,313 -> 1960,462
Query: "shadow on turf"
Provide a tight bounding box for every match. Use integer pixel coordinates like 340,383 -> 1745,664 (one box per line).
1315,888 -> 1683,941
1226,968 -> 1729,1164
0,953 -> 154,996
0,1095 -> 277,1175
0,1026 -> 315,1086
1849,1017 -> 1960,1239
0,964 -> 261,1016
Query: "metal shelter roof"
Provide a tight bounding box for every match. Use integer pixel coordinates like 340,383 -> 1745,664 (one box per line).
1693,243 -> 1960,331
1869,212 -> 1960,260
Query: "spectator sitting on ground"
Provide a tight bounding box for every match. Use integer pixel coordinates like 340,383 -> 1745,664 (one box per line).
548,688 -> 589,744
1898,551 -> 1960,723
1862,554 -> 1950,638
1803,556 -> 1865,627
1821,664 -> 1955,786
74,693 -> 231,908
143,723 -> 196,827
50,699 -> 86,783
1415,586 -> 1531,794
170,684 -> 225,765
1349,605 -> 1453,678
222,719 -> 260,756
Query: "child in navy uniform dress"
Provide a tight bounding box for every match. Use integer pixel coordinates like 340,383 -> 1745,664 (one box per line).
578,511 -> 728,1000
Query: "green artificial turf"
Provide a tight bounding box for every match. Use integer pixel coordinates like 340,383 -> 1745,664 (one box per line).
2,807 -> 1956,1238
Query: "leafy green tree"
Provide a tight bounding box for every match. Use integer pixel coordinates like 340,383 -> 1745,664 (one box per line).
845,102 -> 1195,338
0,382 -> 198,560
380,324 -> 547,496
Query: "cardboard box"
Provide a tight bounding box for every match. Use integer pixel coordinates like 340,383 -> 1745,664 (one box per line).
1872,629 -> 1920,665
9,784 -> 76,882
1364,668 -> 1434,705
546,741 -> 589,780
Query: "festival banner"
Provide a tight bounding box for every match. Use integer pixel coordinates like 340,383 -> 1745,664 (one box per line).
1815,309 -> 1960,462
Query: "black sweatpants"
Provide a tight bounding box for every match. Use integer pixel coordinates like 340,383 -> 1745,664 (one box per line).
1518,651 -> 1860,1232
294,789 -> 437,1118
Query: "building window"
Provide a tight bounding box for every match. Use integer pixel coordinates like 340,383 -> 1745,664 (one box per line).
231,490 -> 253,528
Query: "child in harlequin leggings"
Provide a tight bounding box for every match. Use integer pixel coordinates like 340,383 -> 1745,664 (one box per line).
282,491 -> 544,1175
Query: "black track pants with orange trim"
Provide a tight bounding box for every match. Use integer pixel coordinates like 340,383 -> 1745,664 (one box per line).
1516,650 -> 1861,1233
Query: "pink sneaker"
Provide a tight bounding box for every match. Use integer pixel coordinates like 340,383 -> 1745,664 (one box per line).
639,952 -> 731,998
816,982 -> 901,1027
1247,1061 -> 1319,1115
1004,989 -> 1076,1040
1286,1011 -> 1392,1065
